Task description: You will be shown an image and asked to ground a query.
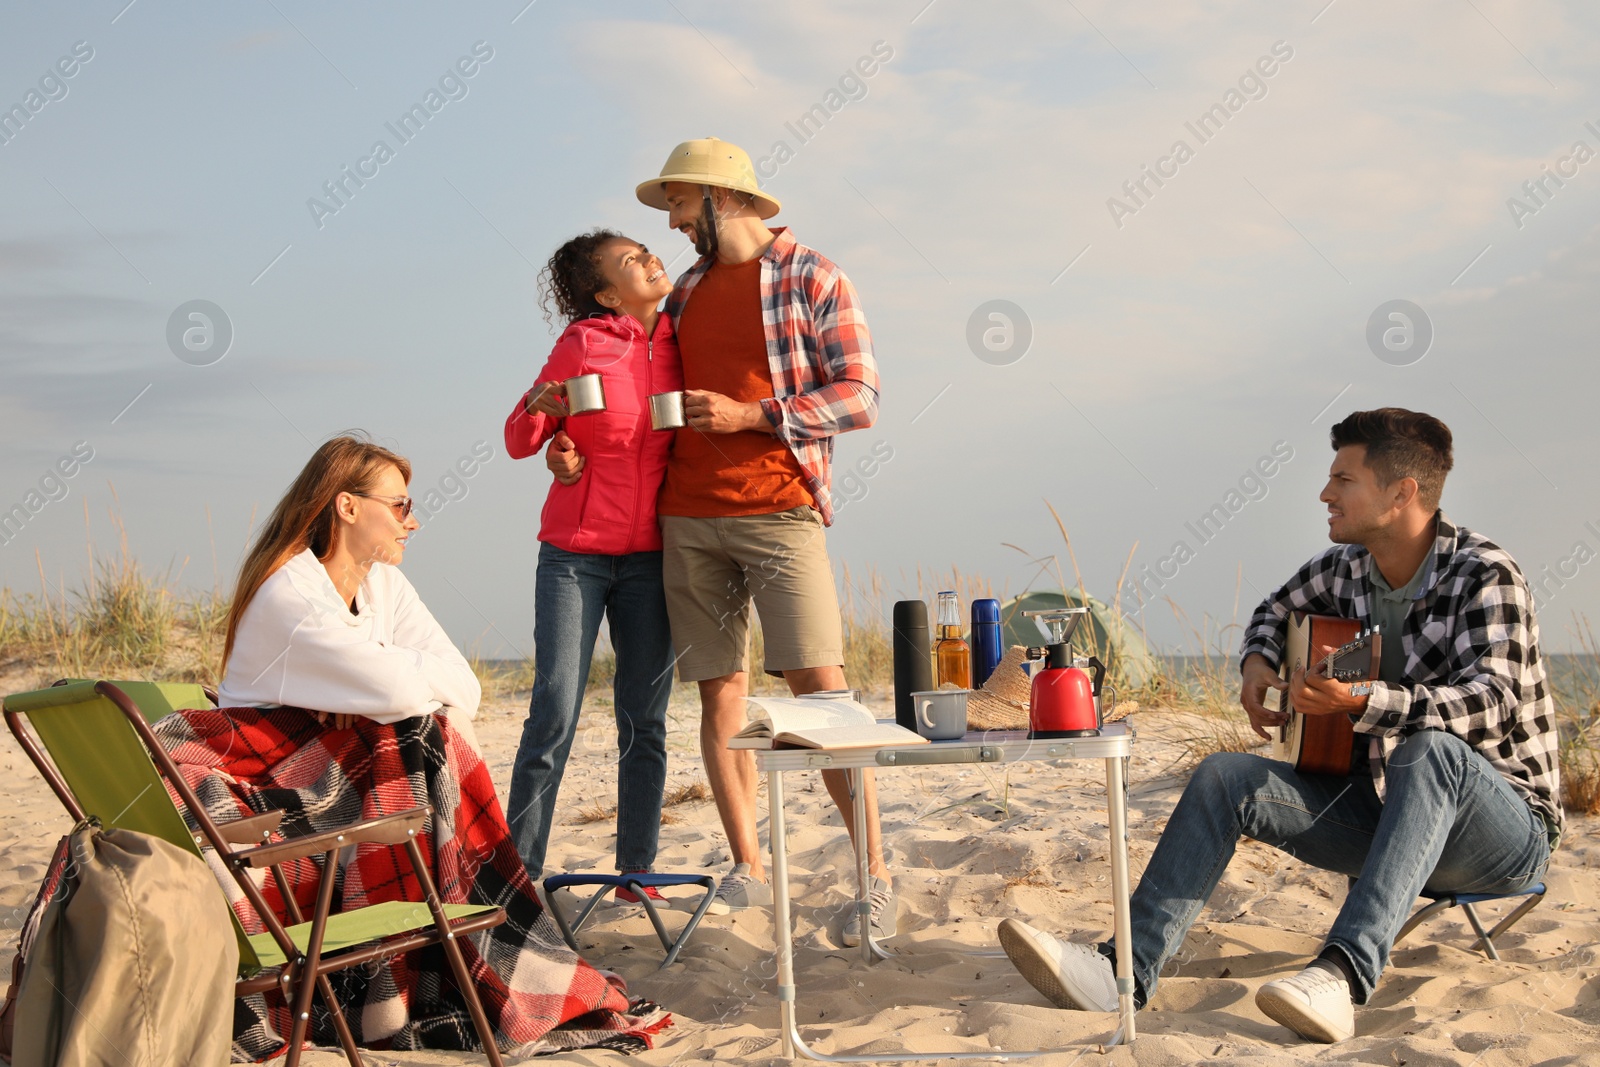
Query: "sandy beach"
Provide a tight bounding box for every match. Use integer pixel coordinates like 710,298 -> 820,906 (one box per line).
3,677 -> 1596,1066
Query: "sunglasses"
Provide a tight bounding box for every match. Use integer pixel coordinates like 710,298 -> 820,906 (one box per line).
355,494 -> 414,520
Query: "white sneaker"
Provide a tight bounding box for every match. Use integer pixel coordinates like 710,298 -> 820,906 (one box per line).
1256,965 -> 1355,1043
998,918 -> 1118,1012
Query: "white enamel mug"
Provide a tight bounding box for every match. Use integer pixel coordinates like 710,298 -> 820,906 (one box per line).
910,689 -> 970,741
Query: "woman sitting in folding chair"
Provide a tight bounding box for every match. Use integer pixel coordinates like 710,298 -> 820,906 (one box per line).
166,434 -> 668,1058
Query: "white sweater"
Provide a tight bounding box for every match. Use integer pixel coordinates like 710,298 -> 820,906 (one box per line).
218,548 -> 480,724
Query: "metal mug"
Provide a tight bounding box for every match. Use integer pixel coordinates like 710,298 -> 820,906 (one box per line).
648,391 -> 686,430
798,688 -> 864,703
564,373 -> 606,415
910,689 -> 970,741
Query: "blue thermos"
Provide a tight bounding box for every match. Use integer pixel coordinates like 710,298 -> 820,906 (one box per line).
970,598 -> 1002,687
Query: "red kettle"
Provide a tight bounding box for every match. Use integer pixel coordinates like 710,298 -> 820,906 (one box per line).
1021,607 -> 1110,739
1027,650 -> 1106,738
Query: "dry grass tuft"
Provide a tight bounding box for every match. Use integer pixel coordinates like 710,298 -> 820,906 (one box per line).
1172,716 -> 1267,766
574,802 -> 680,825
839,563 -> 894,693
473,657 -> 536,701
1562,749 -> 1600,816
474,650 -> 617,701
1556,617 -> 1600,816
663,780 -> 712,806
1127,649 -> 1267,768
574,802 -> 616,824
1003,866 -> 1056,892
2,518 -> 227,687
573,786 -> 702,825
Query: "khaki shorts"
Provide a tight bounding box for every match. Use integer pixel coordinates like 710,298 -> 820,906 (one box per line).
660,507 -> 845,681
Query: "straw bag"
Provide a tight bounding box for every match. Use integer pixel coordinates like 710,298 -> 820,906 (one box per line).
9,819 -> 237,1067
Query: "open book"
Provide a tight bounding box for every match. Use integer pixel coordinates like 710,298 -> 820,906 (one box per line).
727,696 -> 928,750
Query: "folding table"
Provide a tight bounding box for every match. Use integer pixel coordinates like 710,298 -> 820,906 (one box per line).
757,722 -> 1138,1061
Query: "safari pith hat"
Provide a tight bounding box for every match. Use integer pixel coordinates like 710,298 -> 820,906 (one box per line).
967,645 -> 1033,731
636,137 -> 782,219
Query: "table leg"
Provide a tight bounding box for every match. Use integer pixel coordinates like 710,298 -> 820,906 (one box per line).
850,768 -> 875,964
1106,755 -> 1136,1044
770,769 -> 801,1058
762,741 -> 1137,1060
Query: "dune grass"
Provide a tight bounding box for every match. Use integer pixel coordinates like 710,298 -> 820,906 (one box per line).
1553,616 -> 1600,815
1,533 -> 227,687
4,515 -> 1598,816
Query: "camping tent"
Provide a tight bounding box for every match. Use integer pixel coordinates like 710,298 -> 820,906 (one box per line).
999,590 -> 1158,689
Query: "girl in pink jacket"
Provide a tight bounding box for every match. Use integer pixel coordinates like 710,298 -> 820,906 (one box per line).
503,230 -> 681,892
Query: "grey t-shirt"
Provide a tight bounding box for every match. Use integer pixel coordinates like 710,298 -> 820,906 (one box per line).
1367,551 -> 1433,683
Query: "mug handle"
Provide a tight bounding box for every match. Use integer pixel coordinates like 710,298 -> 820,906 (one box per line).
1098,682 -> 1116,728
918,697 -> 934,731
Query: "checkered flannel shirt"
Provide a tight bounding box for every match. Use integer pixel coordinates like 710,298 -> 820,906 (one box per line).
666,227 -> 879,525
1240,512 -> 1564,845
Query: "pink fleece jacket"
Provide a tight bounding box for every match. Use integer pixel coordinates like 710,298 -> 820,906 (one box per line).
505,313 -> 681,555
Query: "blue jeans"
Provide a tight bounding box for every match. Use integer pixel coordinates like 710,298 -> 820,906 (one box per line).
1116,731 -> 1550,1004
506,543 -> 673,878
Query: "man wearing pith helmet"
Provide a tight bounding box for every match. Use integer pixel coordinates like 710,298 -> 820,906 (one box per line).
549,136 -> 891,942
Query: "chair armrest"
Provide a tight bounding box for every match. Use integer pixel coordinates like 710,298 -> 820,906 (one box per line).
231,806 -> 431,869
214,810 -> 285,845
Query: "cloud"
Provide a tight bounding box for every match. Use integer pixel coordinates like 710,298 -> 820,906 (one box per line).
0,239 -> 81,273
223,30 -> 287,53
5,1 -> 1600,650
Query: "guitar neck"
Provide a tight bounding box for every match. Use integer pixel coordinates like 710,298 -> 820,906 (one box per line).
1323,630 -> 1381,682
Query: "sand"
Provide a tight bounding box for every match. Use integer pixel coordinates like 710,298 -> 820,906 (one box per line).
3,677 -> 1597,1066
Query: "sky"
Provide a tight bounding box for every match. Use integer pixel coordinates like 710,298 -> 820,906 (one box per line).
3,0 -> 1599,660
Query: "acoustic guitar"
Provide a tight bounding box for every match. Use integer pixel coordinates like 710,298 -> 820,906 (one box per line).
1267,613 -> 1381,776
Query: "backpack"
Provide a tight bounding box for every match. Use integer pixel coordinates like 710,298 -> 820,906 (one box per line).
7,819 -> 238,1066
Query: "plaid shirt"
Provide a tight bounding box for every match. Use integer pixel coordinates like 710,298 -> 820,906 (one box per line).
1240,513 -> 1563,844
666,227 -> 879,525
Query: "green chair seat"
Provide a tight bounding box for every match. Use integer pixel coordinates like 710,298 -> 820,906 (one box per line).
248,900 -> 500,968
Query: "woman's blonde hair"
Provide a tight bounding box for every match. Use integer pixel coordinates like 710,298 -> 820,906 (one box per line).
223,434 -> 411,670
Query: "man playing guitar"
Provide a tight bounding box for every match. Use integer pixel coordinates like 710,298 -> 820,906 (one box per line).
1000,407 -> 1562,1044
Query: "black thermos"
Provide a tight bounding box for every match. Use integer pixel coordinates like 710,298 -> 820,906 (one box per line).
892,599 -> 933,731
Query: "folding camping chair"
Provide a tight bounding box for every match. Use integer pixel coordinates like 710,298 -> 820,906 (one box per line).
542,871 -> 717,968
1346,871 -> 1547,962
3,679 -> 508,1067
1394,883 -> 1547,961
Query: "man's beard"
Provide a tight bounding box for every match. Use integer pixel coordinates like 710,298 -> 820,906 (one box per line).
690,213 -> 717,257
1328,513 -> 1378,546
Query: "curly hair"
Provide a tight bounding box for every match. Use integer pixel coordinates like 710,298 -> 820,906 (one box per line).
1330,407 -> 1454,509
538,229 -> 623,327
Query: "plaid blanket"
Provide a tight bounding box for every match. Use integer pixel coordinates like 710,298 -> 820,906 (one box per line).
23,707 -> 670,1060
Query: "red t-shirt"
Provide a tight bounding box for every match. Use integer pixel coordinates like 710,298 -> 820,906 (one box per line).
657,257 -> 811,516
